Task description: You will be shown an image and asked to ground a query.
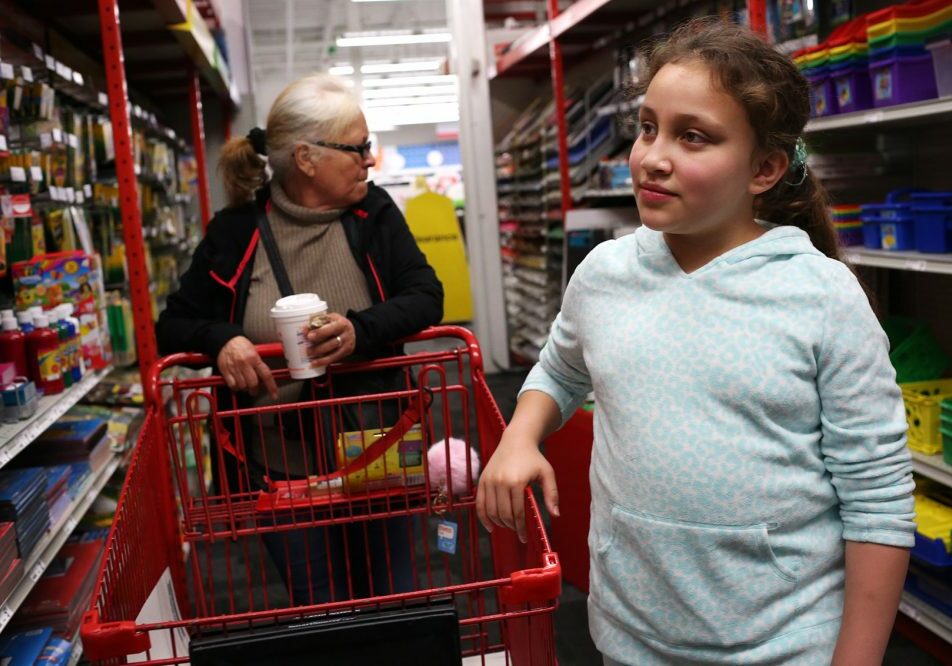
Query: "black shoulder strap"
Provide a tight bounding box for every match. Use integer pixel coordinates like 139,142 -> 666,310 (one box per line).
254,199 -> 295,298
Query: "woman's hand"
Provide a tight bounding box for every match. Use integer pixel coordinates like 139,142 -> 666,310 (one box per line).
477,428 -> 560,544
217,336 -> 278,399
306,312 -> 356,368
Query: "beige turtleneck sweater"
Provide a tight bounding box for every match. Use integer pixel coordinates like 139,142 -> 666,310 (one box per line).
242,181 -> 373,474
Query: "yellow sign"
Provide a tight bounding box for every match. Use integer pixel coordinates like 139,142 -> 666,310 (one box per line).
404,191 -> 473,323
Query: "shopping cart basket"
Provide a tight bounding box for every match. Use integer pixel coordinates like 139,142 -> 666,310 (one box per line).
80,326 -> 561,665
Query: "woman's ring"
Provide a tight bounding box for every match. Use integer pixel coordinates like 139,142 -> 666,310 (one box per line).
336,335 -> 343,348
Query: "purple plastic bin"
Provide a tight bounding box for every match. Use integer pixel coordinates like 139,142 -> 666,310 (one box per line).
837,226 -> 865,246
808,68 -> 838,117
832,65 -> 874,112
871,53 -> 938,106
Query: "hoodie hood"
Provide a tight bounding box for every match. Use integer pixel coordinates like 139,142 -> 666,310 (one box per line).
634,223 -> 824,276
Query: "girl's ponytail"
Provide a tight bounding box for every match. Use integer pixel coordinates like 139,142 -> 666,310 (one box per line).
218,135 -> 268,208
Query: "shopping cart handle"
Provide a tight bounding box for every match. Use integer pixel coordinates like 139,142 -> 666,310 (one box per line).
80,611 -> 151,661
499,552 -> 562,606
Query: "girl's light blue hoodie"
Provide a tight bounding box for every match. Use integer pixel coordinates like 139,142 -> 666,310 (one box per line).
521,225 -> 915,664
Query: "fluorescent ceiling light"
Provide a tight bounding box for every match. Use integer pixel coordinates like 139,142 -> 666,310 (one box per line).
337,32 -> 451,47
328,65 -> 355,75
362,74 -> 457,87
360,60 -> 442,74
352,0 -> 409,3
363,95 -> 458,108
366,103 -> 460,130
362,85 -> 457,99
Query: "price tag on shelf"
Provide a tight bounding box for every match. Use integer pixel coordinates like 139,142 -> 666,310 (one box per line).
67,133 -> 79,149
45,55 -> 55,71
9,166 -> 26,182
66,517 -> 78,533
0,63 -> 14,80
52,128 -> 63,144
903,260 -> 928,272
0,135 -> 6,152
75,191 -> 84,204
72,71 -> 83,86
30,166 -> 43,182
84,184 -> 92,198
864,110 -> 885,124
29,559 -> 46,582
56,63 -> 71,81
66,188 -> 75,203
32,43 -> 44,61
21,66 -> 33,83
0,605 -> 12,627
98,92 -> 108,107
0,446 -> 12,467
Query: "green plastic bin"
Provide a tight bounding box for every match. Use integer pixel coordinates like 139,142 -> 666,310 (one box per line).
884,317 -> 950,384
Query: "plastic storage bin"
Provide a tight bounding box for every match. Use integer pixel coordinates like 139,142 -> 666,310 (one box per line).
871,52 -> 938,105
862,220 -> 882,247
913,206 -> 952,252
832,65 -> 874,111
941,397 -> 952,464
900,377 -> 952,454
885,316 -> 950,383
880,216 -> 917,249
808,67 -> 837,116
927,37 -> 952,96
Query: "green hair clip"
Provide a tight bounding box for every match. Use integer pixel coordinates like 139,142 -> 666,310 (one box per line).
785,137 -> 808,187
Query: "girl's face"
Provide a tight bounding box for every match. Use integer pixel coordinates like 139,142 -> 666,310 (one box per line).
629,61 -> 779,237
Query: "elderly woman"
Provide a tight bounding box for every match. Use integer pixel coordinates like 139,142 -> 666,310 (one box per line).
157,74 -> 443,606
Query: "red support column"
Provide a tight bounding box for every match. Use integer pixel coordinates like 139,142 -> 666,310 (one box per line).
547,0 -> 572,215
189,69 -> 212,231
97,0 -> 157,382
748,0 -> 767,37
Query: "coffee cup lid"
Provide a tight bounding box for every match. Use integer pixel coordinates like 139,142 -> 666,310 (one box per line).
270,293 -> 327,318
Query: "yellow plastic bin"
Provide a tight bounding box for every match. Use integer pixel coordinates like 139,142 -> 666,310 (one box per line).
901,378 -> 952,454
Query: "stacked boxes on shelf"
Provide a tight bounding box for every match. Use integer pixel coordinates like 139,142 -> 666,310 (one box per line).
859,189 -> 952,253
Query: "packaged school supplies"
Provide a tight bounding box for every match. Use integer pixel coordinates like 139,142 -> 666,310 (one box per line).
335,424 -> 426,493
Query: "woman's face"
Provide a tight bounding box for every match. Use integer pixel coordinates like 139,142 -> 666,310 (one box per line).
300,115 -> 376,209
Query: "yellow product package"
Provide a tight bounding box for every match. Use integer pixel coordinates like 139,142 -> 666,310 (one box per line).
335,424 -> 426,493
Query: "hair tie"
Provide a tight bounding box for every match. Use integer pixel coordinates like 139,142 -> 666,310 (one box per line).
247,127 -> 267,155
785,137 -> 808,187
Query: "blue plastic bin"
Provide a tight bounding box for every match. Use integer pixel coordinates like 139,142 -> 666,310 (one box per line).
862,220 -> 882,248
913,206 -> 952,253
879,216 -> 916,250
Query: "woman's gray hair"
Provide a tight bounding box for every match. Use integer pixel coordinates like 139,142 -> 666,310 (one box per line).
265,73 -> 363,181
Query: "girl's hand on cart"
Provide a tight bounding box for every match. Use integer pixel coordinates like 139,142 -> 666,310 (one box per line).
217,336 -> 279,399
477,431 -> 560,544
306,312 -> 356,367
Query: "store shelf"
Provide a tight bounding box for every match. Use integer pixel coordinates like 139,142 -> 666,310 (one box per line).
911,450 -> 952,488
0,368 -> 111,470
581,188 -> 634,199
0,452 -> 122,634
805,97 -> 952,133
842,248 -> 952,275
899,592 -> 952,645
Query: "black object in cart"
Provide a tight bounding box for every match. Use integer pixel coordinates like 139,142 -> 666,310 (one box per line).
189,602 -> 462,666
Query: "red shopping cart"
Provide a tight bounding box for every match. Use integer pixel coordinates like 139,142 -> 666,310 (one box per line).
80,326 -> 561,665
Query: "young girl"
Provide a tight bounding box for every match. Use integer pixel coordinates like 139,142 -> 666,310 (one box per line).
477,18 -> 915,665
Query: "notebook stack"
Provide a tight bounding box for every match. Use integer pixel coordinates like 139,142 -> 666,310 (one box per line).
44,466 -> 72,528
14,417 -> 111,479
0,468 -> 50,559
0,521 -> 24,602
11,530 -> 106,638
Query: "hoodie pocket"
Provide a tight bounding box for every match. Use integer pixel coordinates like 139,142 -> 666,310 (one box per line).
594,504 -> 798,647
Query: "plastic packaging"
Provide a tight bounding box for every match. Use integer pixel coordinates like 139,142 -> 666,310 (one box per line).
26,313 -> 64,395
15,311 -> 34,334
57,304 -> 84,382
0,316 -> 28,378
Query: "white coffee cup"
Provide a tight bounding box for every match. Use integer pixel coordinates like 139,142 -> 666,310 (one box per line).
270,293 -> 328,379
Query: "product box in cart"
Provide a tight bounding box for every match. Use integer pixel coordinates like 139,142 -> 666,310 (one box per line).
335,424 -> 426,493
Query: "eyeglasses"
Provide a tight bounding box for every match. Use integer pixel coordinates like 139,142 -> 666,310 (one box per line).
305,139 -> 373,159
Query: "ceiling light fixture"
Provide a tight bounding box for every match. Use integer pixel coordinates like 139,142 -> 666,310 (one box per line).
361,85 -> 457,99
363,95 -> 458,108
336,31 -> 451,47
361,74 -> 457,87
328,65 -> 355,76
360,60 -> 442,74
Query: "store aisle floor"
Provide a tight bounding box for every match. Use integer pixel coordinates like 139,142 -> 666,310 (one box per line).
481,371 -> 944,666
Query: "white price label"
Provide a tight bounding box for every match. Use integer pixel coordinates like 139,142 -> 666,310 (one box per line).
903,260 -> 928,272
40,133 -> 52,149
9,166 -> 26,182
864,110 -> 885,124
0,135 -> 6,152
30,166 -> 43,182
45,55 -> 55,70
72,71 -> 83,86
66,188 -> 75,203
899,601 -> 919,621
98,92 -> 108,107
57,63 -> 71,80
76,192 -> 84,204
68,133 -> 79,149
29,560 -> 46,582
0,63 -> 14,80
84,184 -> 92,197
66,517 -> 78,533
49,186 -> 61,201
0,448 -> 12,467
21,66 -> 33,83
0,605 -> 12,627
32,43 -> 44,61
52,128 -> 63,143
